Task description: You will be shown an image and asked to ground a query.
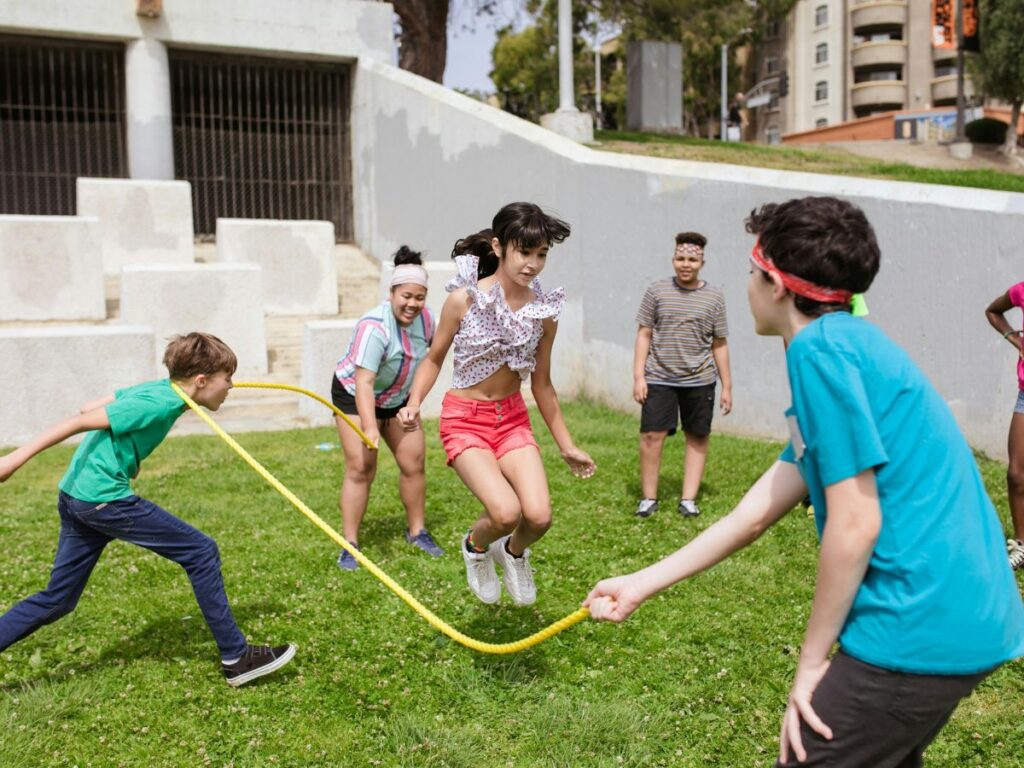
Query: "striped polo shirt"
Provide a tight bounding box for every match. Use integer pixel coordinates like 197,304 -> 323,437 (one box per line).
636,278 -> 728,387
335,301 -> 435,408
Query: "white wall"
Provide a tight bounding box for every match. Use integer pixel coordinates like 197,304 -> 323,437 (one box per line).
0,0 -> 394,63
353,57 -> 1024,460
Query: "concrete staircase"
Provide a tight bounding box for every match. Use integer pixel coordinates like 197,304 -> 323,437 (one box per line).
100,243 -> 383,436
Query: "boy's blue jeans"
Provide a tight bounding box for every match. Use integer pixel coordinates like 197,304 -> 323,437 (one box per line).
0,492 -> 248,661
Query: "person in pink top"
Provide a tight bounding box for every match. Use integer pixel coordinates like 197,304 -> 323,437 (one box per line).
986,282 -> 1024,570
399,202 -> 595,606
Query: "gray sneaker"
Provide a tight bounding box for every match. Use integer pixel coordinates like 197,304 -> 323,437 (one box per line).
489,535 -> 537,606
406,528 -> 444,557
461,533 -> 501,604
678,499 -> 701,518
636,498 -> 658,518
337,542 -> 360,571
1008,539 -> 1024,571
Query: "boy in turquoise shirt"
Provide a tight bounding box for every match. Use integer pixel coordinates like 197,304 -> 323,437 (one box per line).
586,197 -> 1024,766
0,333 -> 295,687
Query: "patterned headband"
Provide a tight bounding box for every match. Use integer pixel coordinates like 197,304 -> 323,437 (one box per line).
675,243 -> 704,258
391,264 -> 429,289
750,241 -> 852,304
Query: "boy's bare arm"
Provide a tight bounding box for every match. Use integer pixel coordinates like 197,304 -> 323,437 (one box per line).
0,408 -> 111,483
633,326 -> 653,403
586,460 -> 807,620
80,393 -> 115,414
711,337 -> 732,414
780,469 -> 880,762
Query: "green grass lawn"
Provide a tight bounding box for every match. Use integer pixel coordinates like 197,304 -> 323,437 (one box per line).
1,400 -> 1021,767
594,129 -> 1024,194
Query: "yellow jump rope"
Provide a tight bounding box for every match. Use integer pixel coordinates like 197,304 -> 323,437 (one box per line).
172,381 -> 591,654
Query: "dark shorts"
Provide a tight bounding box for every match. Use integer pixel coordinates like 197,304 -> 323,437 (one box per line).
330,376 -> 406,421
774,650 -> 992,768
640,382 -> 716,437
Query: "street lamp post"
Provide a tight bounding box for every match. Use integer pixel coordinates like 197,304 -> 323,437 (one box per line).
720,43 -> 728,141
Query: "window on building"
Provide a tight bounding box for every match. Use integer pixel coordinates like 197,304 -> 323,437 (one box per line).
815,80 -> 828,102
765,19 -> 781,39
815,43 -> 828,65
815,118 -> 828,128
769,90 -> 780,110
815,5 -> 828,27
765,56 -> 779,76
766,126 -> 781,145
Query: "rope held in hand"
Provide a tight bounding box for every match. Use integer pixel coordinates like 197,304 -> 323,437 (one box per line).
172,381 -> 590,654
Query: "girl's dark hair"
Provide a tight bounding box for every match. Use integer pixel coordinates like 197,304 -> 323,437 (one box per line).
746,196 -> 880,317
492,202 -> 570,252
451,229 -> 498,279
393,245 -> 423,266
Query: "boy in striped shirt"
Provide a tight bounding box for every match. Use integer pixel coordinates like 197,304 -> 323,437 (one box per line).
633,232 -> 732,519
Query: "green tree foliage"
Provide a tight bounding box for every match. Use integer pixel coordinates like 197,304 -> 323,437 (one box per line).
972,0 -> 1024,154
490,0 -> 595,123
595,0 -> 796,136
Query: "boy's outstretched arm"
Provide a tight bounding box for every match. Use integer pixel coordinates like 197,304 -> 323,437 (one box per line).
0,407 -> 111,483
780,468 -> 880,764
585,460 -> 807,621
80,393 -> 115,414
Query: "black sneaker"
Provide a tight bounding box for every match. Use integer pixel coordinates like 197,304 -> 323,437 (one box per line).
635,498 -> 658,518
223,643 -> 296,687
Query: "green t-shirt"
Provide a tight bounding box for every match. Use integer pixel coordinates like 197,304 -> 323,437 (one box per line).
59,379 -> 186,502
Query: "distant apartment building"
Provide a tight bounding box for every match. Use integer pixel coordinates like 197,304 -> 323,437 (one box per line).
747,0 -> 972,143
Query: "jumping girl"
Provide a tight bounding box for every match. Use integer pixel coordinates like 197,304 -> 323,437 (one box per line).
398,202 -> 595,606
331,246 -> 443,570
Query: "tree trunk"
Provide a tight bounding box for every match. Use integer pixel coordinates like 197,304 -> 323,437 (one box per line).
391,1 -> 450,84
1001,99 -> 1021,157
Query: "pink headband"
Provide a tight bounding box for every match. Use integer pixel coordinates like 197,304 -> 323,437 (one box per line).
675,243 -> 704,257
750,241 -> 852,304
391,264 -> 428,289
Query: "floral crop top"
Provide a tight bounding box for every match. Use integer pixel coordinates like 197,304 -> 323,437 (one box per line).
446,254 -> 565,389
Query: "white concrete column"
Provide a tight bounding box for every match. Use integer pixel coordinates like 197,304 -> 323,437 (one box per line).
125,38 -> 175,180
557,0 -> 574,112
540,0 -> 593,142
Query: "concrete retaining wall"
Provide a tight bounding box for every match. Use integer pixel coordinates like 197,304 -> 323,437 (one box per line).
216,219 -> 338,316
77,178 -> 194,274
0,326 -> 155,447
353,58 -> 1024,460
119,264 -> 267,377
0,215 -> 105,322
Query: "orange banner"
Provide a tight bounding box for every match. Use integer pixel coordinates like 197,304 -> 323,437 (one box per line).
932,0 -> 955,49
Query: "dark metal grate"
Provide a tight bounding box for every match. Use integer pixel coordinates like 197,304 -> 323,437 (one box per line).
0,36 -> 127,216
169,50 -> 353,241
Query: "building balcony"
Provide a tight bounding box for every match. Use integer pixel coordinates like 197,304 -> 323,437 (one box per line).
932,46 -> 956,64
851,1 -> 907,33
851,40 -> 907,70
851,80 -> 907,110
931,74 -> 974,105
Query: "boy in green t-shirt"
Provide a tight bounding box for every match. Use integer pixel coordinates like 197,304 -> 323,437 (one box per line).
0,333 -> 295,687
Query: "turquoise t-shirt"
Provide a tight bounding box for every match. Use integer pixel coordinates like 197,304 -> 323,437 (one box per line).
780,312 -> 1024,674
59,379 -> 186,502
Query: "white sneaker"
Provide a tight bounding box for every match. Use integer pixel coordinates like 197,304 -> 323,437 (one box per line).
489,535 -> 537,606
461,534 -> 501,604
1008,539 -> 1024,571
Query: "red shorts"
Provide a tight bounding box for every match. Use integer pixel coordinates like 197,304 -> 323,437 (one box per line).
439,392 -> 539,466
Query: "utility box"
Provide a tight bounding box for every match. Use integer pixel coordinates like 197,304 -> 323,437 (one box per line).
626,41 -> 683,134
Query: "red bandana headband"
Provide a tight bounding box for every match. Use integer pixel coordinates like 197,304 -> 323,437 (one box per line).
750,241 -> 852,304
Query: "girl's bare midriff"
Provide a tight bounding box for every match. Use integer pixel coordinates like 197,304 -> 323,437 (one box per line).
450,363 -> 522,402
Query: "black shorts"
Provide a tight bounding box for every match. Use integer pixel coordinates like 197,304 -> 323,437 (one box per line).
640,382 -> 715,437
330,376 -> 406,421
774,650 -> 991,768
